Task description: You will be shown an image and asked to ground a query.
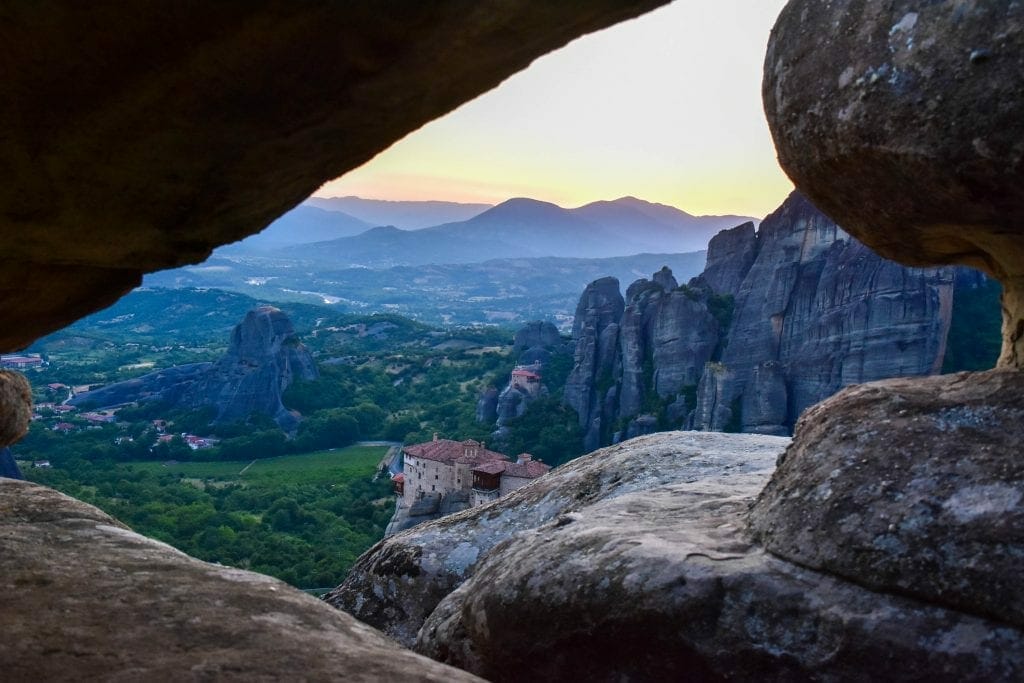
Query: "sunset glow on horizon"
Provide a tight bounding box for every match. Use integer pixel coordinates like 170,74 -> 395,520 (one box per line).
315,1 -> 793,219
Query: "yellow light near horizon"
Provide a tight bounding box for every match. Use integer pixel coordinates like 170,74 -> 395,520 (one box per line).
315,0 -> 794,219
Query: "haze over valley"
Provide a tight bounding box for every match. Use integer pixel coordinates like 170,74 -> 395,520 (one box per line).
150,194 -> 744,327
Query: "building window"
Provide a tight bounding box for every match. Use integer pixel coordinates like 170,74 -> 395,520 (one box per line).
432,485 -> 436,491
435,474 -> 439,480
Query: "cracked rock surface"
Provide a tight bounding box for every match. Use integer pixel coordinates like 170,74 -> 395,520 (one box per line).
327,432 -> 787,646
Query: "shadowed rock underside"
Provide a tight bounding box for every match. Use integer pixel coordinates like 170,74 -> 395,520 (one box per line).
0,0 -> 668,352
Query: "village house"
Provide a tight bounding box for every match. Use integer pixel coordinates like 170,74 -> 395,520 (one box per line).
183,434 -> 216,450
81,411 -> 117,425
0,353 -> 45,370
399,435 -> 550,511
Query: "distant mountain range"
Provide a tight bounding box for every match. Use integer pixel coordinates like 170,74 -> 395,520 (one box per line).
146,194 -> 755,327
260,196 -> 754,267
304,196 -> 493,230
223,206 -> 372,252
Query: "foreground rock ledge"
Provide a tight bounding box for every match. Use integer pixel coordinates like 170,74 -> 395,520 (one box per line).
750,369 -> 1024,629
326,431 -> 788,646
333,431 -> 1024,681
0,480 -> 480,681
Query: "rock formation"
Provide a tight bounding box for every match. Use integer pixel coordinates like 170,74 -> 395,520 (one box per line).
71,306 -> 318,430
564,192 -> 956,443
764,1 -> 1024,368
749,369 -> 1024,629
328,431 -> 789,647
0,370 -> 31,447
474,387 -> 499,424
477,320 -> 569,444
563,277 -> 625,451
703,192 -> 954,434
511,320 -> 562,362
181,306 -> 318,430
331,431 -> 1024,680
0,478 -> 481,681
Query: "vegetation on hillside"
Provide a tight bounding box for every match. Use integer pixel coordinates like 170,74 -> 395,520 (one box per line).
942,274 -> 1002,372
24,446 -> 393,589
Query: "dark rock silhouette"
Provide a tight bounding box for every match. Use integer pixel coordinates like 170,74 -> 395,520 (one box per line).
0,1 -> 669,351
565,192 -> 956,442
71,306 -> 317,430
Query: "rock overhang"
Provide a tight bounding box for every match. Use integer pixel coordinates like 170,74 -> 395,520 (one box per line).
764,0 -> 1024,367
0,1 -> 670,351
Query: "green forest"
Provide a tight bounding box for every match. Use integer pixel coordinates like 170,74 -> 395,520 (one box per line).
14,288 -> 581,589
25,446 -> 393,589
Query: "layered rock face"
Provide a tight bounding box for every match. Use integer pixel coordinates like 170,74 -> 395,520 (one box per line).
71,306 -> 317,429
565,192 -> 956,443
0,479 -> 481,682
331,431 -> 1024,681
764,1 -> 1024,368
182,306 -> 318,430
703,192 -> 955,434
563,277 -> 625,450
0,1 -> 668,352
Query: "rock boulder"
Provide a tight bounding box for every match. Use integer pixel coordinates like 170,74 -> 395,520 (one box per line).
329,431 -> 1024,681
750,369 -> 1024,628
764,0 -> 1024,367
327,432 -> 788,648
0,479 -> 480,681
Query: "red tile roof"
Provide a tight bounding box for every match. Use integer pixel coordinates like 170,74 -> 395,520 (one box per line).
472,461 -> 507,475
503,460 -> 550,479
511,369 -> 541,380
404,438 -> 508,465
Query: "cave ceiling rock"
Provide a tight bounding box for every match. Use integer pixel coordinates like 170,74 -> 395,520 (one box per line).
0,1 -> 668,351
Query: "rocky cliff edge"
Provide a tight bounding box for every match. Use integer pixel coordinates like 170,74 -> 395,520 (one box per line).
333,420 -> 1024,681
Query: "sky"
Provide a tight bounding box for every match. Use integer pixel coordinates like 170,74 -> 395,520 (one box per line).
314,0 -> 793,219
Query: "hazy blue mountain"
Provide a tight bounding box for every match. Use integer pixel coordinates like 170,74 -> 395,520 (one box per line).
222,205 -> 372,253
279,197 -> 755,267
572,196 -> 757,254
278,224 -> 516,268
304,196 -> 492,229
